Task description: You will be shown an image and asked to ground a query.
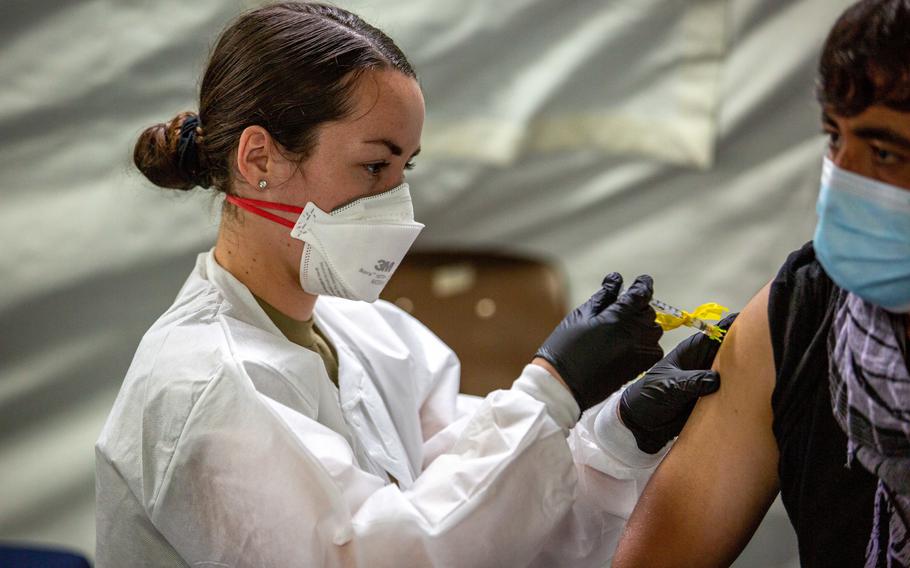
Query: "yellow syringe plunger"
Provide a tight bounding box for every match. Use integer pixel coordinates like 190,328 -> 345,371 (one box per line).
650,299 -> 728,342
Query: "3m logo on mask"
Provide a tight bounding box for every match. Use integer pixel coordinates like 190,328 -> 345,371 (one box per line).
374,260 -> 396,273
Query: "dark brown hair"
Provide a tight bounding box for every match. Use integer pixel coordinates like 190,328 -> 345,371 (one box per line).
818,0 -> 910,116
133,2 -> 416,192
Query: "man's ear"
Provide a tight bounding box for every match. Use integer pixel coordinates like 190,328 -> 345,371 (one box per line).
235,125 -> 272,191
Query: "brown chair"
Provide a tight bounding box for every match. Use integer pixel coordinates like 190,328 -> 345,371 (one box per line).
380,250 -> 568,396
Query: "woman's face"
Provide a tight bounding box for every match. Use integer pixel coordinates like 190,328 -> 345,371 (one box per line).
822,104 -> 910,190
229,68 -> 425,297
271,69 -> 425,212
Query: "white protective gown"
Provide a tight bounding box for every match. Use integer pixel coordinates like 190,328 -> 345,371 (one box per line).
95,250 -> 665,567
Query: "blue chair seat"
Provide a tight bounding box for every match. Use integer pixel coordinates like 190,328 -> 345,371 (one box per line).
0,545 -> 91,568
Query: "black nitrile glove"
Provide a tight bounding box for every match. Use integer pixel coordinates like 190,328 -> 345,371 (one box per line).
536,273 -> 664,412
619,313 -> 738,454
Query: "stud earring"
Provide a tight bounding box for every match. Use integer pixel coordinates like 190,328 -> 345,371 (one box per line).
258,179 -> 268,190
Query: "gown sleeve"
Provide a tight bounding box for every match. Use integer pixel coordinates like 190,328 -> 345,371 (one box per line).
149,361 -> 579,567
149,294 -> 658,567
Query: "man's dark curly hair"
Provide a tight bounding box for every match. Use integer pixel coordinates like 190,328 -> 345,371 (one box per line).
818,0 -> 910,116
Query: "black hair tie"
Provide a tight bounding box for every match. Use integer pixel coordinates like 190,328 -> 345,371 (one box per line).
176,115 -> 201,181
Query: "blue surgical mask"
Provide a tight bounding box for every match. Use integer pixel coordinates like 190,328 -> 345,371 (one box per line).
814,157 -> 910,313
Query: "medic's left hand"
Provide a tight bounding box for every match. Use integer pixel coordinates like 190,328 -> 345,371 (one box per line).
618,313 -> 738,454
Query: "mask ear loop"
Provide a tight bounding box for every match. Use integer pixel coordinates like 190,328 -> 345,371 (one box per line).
226,195 -> 302,229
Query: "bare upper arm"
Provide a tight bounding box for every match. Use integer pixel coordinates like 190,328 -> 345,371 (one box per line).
613,283 -> 781,568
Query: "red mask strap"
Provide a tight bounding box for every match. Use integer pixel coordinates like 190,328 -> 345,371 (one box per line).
226,195 -> 304,229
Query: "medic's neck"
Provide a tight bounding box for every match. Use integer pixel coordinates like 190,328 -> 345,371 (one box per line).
213,217 -> 318,322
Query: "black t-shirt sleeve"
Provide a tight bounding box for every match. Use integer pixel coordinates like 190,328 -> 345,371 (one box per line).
765,247 -> 878,568
767,241 -> 836,443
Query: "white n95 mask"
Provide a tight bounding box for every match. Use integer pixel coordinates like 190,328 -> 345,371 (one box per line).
226,183 -> 424,302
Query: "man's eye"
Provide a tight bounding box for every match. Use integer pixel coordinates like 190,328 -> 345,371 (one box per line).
872,146 -> 902,165
826,131 -> 841,151
405,160 -> 416,171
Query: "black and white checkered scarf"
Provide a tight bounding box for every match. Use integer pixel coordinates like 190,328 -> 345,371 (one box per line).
830,292 -> 910,567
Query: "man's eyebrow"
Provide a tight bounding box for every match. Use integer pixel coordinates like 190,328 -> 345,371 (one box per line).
821,112 -> 837,128
364,139 -> 421,158
853,127 -> 910,151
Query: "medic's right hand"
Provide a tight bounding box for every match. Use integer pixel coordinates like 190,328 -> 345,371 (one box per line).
534,273 -> 664,411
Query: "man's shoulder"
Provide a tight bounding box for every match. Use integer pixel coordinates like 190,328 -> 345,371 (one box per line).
767,242 -> 840,440
768,241 -> 838,348
771,241 -> 831,295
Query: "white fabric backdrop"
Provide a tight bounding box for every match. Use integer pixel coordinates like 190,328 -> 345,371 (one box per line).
0,0 -> 853,564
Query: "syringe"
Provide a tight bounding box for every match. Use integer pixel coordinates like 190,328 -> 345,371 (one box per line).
649,298 -> 728,341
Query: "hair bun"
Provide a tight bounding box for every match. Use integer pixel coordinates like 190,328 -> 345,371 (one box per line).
133,111 -> 209,190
